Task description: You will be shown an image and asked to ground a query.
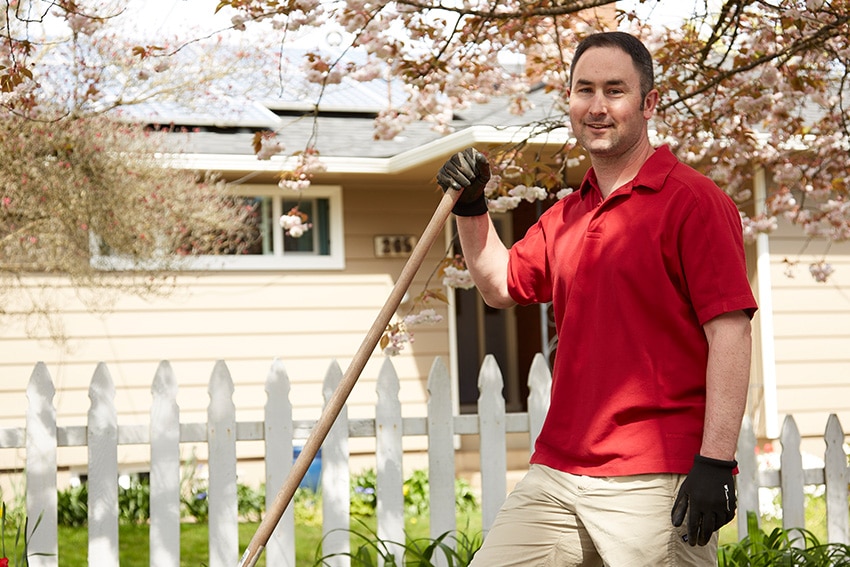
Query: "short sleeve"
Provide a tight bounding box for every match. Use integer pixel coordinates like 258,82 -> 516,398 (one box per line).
679,182 -> 758,324
507,217 -> 553,306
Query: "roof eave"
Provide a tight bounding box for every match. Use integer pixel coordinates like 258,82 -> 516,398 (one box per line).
161,124 -> 573,174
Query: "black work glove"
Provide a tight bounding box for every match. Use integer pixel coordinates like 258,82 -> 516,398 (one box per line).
672,454 -> 737,546
436,148 -> 491,216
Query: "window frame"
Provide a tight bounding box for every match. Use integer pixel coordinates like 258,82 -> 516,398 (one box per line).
91,184 -> 345,271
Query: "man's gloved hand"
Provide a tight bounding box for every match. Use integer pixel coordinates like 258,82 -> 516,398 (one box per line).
672,454 -> 737,546
436,148 -> 491,217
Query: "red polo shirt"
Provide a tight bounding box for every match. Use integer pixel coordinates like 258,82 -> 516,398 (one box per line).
508,145 -> 758,476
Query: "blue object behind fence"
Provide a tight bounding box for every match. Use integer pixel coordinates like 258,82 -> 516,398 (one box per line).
293,446 -> 322,491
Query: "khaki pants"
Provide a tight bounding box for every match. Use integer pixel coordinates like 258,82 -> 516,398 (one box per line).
469,464 -> 718,567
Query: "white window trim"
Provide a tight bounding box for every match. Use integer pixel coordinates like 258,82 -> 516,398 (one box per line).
92,184 -> 345,271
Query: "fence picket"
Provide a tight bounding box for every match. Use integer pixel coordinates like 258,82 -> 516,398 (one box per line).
376,358 -> 404,565
26,362 -> 58,567
824,414 -> 849,544
87,363 -> 119,567
264,359 -> 296,567
478,355 -> 506,533
780,415 -> 806,535
208,361 -> 238,567
736,416 -> 760,536
526,353 -> 551,454
150,361 -> 180,566
322,361 -> 350,567
427,357 -> 457,546
1,357 -> 849,566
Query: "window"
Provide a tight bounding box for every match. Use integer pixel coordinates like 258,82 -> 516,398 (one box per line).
190,184 -> 344,270
92,184 -> 344,271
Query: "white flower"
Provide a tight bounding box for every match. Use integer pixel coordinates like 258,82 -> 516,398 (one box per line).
487,195 -> 522,213
556,188 -> 574,200
278,177 -> 311,192
403,309 -> 443,326
442,266 -> 475,290
508,184 -> 548,203
280,215 -> 300,230
279,213 -> 312,238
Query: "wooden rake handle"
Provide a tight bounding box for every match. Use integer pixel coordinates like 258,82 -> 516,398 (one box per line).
238,186 -> 463,567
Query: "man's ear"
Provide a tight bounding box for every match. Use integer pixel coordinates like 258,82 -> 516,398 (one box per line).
643,89 -> 659,118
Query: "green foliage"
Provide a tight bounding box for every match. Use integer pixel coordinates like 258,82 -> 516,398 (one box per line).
118,476 -> 150,525
349,468 -> 480,520
351,469 -> 378,517
181,484 -> 209,523
294,487 -> 323,527
453,477 -> 479,517
55,472 -> 264,526
718,512 -> 850,567
313,517 -> 482,567
237,483 -> 265,523
1,501 -> 50,567
403,469 -> 430,518
57,476 -> 152,526
56,484 -> 88,527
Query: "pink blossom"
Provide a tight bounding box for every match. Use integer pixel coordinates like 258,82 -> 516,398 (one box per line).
257,136 -> 285,161
809,261 -> 834,283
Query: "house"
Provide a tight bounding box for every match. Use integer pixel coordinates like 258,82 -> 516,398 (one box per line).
1,45 -> 848,496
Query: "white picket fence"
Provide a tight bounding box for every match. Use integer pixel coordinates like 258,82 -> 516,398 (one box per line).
1,354 -> 849,567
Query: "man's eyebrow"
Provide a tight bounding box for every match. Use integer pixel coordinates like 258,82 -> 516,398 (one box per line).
574,78 -> 628,87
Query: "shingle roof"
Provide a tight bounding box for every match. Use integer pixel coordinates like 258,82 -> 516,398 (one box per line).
113,47 -> 572,171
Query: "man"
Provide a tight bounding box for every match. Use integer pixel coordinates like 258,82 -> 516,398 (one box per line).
437,31 -> 757,566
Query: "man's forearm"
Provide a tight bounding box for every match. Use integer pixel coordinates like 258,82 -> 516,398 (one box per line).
456,215 -> 515,309
700,310 -> 753,461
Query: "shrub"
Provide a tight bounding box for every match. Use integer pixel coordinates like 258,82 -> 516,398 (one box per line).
181,485 -> 209,523
402,469 -> 429,518
56,484 -> 87,528
312,517 -> 482,567
118,476 -> 150,525
294,487 -> 322,527
718,512 -> 850,566
349,468 -> 480,520
237,483 -> 265,523
56,472 -> 262,525
351,469 -> 378,517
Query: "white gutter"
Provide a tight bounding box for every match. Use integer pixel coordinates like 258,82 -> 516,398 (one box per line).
754,167 -> 780,439
159,124 -> 573,174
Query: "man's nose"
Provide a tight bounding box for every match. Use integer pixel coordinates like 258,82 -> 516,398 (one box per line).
587,92 -> 607,115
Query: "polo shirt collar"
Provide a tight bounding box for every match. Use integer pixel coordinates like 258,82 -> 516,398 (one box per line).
578,145 -> 677,198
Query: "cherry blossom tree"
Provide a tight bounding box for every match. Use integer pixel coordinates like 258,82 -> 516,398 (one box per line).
6,1 -> 848,280
3,0 -> 848,346
215,0 -> 848,284
0,1 -> 266,334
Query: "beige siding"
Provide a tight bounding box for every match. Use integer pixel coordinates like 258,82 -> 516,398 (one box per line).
764,219 -> 850,444
0,181 -> 451,474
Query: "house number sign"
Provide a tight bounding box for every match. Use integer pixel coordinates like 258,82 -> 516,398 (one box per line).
374,235 -> 417,258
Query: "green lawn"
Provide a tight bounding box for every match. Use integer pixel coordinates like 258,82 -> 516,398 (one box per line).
57,515 -> 481,566
52,503 -> 830,566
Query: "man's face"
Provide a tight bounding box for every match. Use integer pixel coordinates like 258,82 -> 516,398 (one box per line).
568,46 -> 657,160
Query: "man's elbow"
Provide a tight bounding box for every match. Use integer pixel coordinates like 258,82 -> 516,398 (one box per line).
479,290 -> 517,310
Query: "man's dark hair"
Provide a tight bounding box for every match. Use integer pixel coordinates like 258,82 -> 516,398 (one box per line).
569,31 -> 655,100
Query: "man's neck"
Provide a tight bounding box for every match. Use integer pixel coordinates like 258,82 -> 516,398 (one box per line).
592,139 -> 655,198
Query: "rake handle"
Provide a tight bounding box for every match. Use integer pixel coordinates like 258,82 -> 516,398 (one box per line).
238,186 -> 462,567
